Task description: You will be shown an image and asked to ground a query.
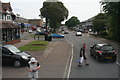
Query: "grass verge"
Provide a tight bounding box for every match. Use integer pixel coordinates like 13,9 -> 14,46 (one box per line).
19,40 -> 48,51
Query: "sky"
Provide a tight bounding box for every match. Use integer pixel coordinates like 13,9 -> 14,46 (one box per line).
1,0 -> 101,23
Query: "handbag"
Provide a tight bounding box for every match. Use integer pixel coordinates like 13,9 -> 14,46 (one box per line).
78,57 -> 83,64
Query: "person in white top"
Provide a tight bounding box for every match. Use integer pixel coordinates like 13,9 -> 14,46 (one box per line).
27,57 -> 40,80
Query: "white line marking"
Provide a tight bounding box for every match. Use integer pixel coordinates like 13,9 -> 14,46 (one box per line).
67,41 -> 73,80
63,37 -> 73,80
63,44 -> 71,79
116,62 -> 120,66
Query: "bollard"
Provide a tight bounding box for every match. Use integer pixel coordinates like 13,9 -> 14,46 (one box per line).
38,35 -> 39,40
34,35 -> 36,40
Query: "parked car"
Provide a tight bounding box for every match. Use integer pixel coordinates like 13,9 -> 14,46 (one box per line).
35,29 -> 45,35
50,33 -> 65,38
64,30 -> 69,34
2,45 -> 32,68
28,29 -> 33,33
31,26 -> 36,31
89,32 -> 94,35
90,43 -> 116,61
76,32 -> 82,36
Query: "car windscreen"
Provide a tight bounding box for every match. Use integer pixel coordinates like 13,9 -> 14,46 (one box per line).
101,46 -> 114,51
7,46 -> 21,53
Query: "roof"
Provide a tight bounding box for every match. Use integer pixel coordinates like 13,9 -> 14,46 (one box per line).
97,43 -> 109,47
2,3 -> 12,11
2,45 -> 12,48
1,22 -> 20,29
29,19 -> 41,21
2,2 -> 15,15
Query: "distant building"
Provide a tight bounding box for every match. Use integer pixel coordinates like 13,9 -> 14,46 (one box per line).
1,2 -> 21,44
15,14 -> 28,23
14,14 -> 31,32
28,19 -> 43,27
76,17 -> 94,32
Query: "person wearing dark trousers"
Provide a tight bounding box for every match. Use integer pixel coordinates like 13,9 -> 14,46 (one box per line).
78,43 -> 89,66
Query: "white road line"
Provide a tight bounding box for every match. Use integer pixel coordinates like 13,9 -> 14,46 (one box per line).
62,37 -> 73,79
116,62 -> 120,66
63,44 -> 71,79
67,41 -> 73,80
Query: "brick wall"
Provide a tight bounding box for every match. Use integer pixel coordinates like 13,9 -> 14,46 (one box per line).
2,39 -> 21,45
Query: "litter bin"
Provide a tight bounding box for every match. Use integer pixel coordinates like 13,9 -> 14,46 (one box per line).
45,35 -> 52,41
47,36 -> 52,41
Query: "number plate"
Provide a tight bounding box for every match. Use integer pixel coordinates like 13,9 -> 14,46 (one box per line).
106,57 -> 112,59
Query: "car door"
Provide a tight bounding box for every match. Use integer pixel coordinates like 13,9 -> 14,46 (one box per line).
2,47 -> 12,63
90,44 -> 96,56
94,45 -> 101,57
92,45 -> 97,56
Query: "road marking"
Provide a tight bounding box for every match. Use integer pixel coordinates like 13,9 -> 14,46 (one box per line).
67,41 -> 74,80
63,46 -> 71,79
116,62 -> 120,66
63,37 -> 74,80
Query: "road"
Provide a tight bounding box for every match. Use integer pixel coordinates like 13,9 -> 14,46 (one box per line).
65,31 -> 119,79
2,31 -> 119,79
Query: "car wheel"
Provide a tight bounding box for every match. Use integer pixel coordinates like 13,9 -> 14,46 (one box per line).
112,58 -> 116,62
13,60 -> 21,68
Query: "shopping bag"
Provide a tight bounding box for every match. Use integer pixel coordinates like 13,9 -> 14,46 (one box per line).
77,57 -> 83,63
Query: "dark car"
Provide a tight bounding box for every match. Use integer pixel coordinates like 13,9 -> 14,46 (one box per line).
2,45 -> 31,68
90,43 -> 116,61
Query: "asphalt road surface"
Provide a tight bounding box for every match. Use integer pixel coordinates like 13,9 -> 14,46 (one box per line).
65,31 -> 119,79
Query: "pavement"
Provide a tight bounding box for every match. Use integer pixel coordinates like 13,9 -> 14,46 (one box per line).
2,32 -> 72,78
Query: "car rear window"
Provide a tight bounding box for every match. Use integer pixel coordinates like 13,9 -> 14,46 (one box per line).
101,46 -> 114,51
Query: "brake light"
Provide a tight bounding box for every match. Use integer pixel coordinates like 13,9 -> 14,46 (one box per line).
98,51 -> 102,54
114,51 -> 116,54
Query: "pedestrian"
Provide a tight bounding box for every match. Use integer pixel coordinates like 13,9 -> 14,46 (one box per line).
27,57 -> 41,80
78,43 -> 89,66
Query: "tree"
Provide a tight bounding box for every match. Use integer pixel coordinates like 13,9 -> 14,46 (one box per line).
40,1 -> 68,32
65,16 -> 80,29
92,13 -> 109,33
102,2 -> 120,41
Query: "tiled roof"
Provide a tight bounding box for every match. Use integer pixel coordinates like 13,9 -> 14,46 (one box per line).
2,3 -> 12,11
1,22 -> 20,29
2,2 -> 15,15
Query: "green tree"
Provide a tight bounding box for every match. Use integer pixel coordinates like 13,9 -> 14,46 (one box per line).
40,1 -> 68,32
102,2 -> 120,41
92,13 -> 108,33
65,16 -> 80,29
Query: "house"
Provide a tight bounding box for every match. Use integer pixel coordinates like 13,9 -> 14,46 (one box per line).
28,19 -> 43,27
14,14 -> 31,32
1,2 -> 21,44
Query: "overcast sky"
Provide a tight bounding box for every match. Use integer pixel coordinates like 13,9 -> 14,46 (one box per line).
1,0 -> 101,22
